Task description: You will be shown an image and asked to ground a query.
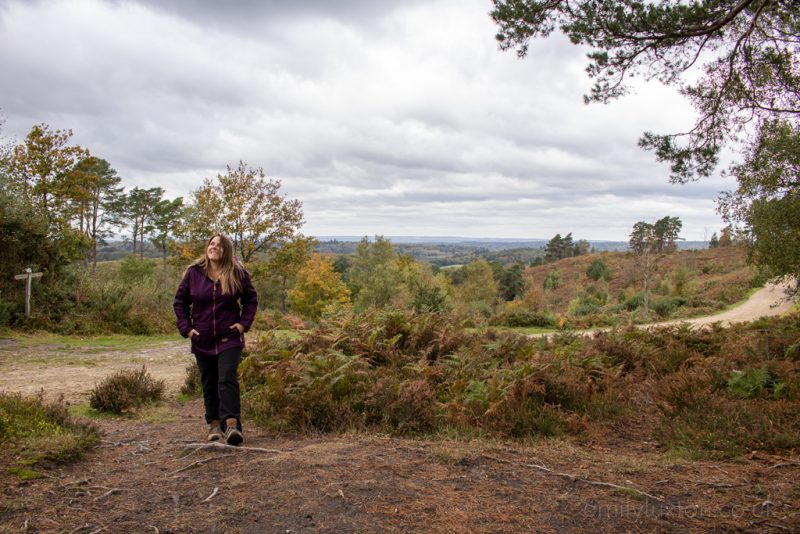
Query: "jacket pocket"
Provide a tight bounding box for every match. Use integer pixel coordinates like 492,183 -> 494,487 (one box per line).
191,329 -> 212,353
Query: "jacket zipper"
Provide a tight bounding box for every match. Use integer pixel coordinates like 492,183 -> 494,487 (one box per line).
212,279 -> 219,354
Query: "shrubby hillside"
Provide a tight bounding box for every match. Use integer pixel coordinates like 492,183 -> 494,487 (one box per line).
514,246 -> 755,328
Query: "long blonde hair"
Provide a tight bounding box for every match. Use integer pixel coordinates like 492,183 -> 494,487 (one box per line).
190,234 -> 244,295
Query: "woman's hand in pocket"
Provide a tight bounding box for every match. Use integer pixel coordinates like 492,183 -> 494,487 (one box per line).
229,323 -> 244,334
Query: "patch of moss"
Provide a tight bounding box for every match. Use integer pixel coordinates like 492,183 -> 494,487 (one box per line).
6,466 -> 45,480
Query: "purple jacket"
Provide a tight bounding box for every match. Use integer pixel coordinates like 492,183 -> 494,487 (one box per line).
173,264 -> 258,356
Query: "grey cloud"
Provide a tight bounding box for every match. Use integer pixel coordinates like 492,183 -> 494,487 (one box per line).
125,0 -> 430,31
0,0 -> 724,241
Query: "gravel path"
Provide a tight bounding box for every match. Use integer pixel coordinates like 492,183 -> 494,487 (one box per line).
652,279 -> 795,328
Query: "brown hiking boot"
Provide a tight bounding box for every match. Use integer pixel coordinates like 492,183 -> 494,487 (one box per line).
207,420 -> 223,442
224,418 -> 243,446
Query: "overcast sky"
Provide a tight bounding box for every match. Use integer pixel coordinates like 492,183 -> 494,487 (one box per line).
0,0 -> 731,240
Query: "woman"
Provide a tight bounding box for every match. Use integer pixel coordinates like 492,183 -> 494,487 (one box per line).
174,234 -> 258,445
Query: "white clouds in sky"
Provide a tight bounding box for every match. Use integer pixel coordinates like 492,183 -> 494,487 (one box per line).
0,0 -> 729,240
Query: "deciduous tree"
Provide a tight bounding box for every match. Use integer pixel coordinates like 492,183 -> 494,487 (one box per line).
719,120 -> 799,288
348,236 -> 404,311
454,258 -> 498,317
188,161 -> 304,263
259,235 -> 317,313
7,124 -> 89,218
629,221 -> 660,315
719,225 -> 734,247
288,254 -> 351,320
7,124 -> 90,260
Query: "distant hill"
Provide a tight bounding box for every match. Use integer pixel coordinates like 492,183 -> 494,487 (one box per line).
315,236 -> 711,266
317,235 -> 708,251
95,236 -> 711,266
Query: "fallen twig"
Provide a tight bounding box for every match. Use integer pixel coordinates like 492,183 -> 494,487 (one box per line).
689,479 -> 746,488
67,525 -> 90,534
93,488 -> 125,502
149,527 -> 159,534
526,463 -> 664,502
479,453 -> 511,464
201,487 -> 219,503
181,442 -> 283,454
169,454 -> 235,476
770,462 -> 800,469
88,528 -> 107,534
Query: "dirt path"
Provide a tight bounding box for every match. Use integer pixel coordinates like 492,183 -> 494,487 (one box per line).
0,339 -> 193,403
1,397 -> 798,533
653,279 -> 795,328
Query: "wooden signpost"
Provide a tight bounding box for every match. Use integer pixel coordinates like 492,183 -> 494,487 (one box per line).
14,268 -> 43,318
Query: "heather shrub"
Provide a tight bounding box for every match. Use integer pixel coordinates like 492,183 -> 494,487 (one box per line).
89,366 -> 165,413
181,362 -> 202,397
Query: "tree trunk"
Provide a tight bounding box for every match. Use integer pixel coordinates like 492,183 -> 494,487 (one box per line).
163,244 -> 168,289
280,275 -> 287,313
91,201 -> 99,273
139,218 -> 145,260
642,248 -> 651,317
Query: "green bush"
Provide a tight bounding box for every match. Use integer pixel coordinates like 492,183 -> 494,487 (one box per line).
568,300 -> 600,316
568,290 -> 607,317
89,366 -> 165,413
501,310 -> 555,328
0,392 -> 99,467
651,297 -> 687,318
586,259 -> 611,282
119,254 -> 155,284
181,362 -> 203,397
624,293 -> 645,311
0,294 -> 13,327
543,269 -> 562,290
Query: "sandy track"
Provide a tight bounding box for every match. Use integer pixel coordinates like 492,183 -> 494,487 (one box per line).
0,339 -> 194,403
652,280 -> 795,328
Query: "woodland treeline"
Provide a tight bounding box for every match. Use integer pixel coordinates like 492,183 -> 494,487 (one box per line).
1,121 -> 753,334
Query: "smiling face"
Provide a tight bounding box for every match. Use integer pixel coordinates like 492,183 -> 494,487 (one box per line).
205,235 -> 227,265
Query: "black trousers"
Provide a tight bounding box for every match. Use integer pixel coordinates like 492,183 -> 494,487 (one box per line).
195,347 -> 243,431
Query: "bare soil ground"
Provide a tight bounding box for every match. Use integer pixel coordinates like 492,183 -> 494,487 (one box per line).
0,339 -> 191,403
0,287 -> 798,533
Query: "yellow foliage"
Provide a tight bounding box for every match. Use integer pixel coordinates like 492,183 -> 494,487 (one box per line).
288,254 -> 351,320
